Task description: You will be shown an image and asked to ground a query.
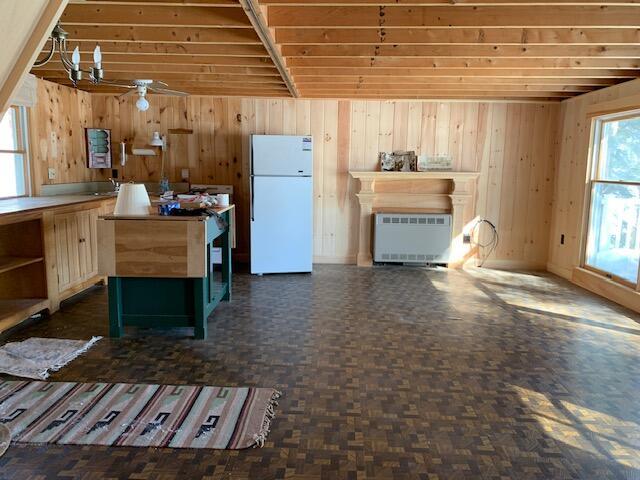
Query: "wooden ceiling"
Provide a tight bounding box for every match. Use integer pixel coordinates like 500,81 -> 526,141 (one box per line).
31,0 -> 640,101
31,0 -> 293,97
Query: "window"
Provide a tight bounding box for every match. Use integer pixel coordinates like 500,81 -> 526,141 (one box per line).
0,106 -> 29,198
585,112 -> 640,285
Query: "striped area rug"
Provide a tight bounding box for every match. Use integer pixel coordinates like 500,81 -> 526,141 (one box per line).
0,380 -> 280,449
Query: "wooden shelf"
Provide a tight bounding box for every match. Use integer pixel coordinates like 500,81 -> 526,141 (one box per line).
0,298 -> 49,333
0,256 -> 44,275
349,171 -> 481,181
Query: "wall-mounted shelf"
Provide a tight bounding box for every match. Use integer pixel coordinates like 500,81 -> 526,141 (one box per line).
131,148 -> 157,156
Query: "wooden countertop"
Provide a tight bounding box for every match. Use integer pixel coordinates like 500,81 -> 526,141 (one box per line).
0,195 -> 114,217
100,204 -> 235,221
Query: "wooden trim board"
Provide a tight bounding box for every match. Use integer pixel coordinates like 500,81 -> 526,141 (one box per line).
572,267 -> 640,314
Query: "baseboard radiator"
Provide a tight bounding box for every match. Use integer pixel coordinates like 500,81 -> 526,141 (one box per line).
373,213 -> 452,264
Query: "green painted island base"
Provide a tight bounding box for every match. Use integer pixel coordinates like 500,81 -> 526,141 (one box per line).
108,276 -> 230,339
103,209 -> 233,340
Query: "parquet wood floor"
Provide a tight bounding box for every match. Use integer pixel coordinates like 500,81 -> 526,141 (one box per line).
0,266 -> 639,479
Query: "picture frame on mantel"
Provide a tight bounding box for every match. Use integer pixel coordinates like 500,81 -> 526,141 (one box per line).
417,154 -> 453,172
86,128 -> 112,169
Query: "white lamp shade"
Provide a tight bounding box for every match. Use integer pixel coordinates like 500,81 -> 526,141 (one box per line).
114,184 -> 151,216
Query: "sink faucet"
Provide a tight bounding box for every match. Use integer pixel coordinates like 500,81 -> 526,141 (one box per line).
108,177 -> 120,193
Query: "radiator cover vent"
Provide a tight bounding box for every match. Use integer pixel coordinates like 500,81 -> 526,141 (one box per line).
374,213 -> 452,264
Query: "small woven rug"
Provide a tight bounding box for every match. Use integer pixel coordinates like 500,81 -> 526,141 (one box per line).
0,337 -> 102,380
0,380 -> 280,449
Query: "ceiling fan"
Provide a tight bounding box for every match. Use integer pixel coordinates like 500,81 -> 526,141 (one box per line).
100,79 -> 189,112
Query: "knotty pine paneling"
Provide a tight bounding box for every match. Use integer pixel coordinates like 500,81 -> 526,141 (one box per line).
32,79 -> 559,266
30,79 -> 107,194
547,78 -> 640,279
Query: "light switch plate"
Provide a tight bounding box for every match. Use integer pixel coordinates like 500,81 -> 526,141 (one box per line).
48,168 -> 56,180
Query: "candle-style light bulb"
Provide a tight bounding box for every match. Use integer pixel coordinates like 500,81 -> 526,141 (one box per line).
93,45 -> 101,66
72,46 -> 80,68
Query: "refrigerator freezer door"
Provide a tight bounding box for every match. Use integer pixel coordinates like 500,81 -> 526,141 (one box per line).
251,135 -> 312,176
250,176 -> 313,274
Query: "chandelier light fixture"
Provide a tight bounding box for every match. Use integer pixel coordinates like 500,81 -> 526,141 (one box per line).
33,23 -> 189,113
33,23 -> 104,86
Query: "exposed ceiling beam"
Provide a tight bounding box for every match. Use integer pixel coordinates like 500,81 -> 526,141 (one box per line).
261,1 -> 640,4
292,76 -> 621,86
289,67 -> 639,77
286,57 -> 640,69
300,95 -> 568,102
267,6 -> 640,28
33,63 -> 282,75
61,4 -> 252,27
59,25 -> 261,44
297,89 -> 575,97
296,83 -> 595,92
80,54 -> 276,66
36,71 -> 287,83
275,27 -> 640,45
238,0 -> 299,97
44,41 -> 268,56
281,44 -> 640,58
76,1 -> 239,5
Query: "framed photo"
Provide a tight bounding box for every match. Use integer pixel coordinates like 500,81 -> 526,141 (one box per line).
86,128 -> 112,169
417,154 -> 453,171
379,151 -> 417,172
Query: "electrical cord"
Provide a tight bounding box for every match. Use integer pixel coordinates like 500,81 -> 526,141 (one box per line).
470,219 -> 499,267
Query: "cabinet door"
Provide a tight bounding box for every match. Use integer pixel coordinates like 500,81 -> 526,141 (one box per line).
78,208 -> 99,281
54,213 -> 83,292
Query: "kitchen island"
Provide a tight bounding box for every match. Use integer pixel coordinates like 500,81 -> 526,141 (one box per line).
97,206 -> 234,339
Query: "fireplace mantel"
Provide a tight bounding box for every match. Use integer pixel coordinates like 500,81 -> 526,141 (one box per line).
349,171 -> 481,267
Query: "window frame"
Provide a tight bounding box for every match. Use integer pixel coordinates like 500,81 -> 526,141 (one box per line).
583,110 -> 640,288
0,105 -> 31,199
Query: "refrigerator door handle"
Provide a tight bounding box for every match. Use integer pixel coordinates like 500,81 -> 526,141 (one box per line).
250,175 -> 255,222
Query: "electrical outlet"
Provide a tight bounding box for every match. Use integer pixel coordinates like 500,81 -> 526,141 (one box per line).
463,234 -> 472,244
181,168 -> 190,181
48,168 -> 56,180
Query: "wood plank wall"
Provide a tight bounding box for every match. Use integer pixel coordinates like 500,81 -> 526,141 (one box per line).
31,79 -> 559,266
547,78 -> 640,279
30,79 -> 107,194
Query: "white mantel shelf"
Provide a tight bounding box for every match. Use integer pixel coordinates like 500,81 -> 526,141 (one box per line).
349,170 -> 481,267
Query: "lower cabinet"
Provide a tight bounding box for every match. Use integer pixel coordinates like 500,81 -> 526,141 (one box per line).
53,208 -> 99,293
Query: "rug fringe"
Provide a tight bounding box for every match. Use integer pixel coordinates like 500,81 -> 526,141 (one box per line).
253,389 -> 282,448
40,336 -> 103,380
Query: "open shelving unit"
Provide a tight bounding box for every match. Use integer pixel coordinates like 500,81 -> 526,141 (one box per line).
0,217 -> 48,333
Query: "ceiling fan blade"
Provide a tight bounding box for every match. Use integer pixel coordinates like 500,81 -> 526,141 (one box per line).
148,81 -> 168,89
117,89 -> 137,98
148,87 -> 189,97
100,78 -> 137,89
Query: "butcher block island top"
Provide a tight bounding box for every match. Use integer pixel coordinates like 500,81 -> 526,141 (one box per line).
97,206 -> 235,339
98,205 -> 235,278
99,205 -> 234,221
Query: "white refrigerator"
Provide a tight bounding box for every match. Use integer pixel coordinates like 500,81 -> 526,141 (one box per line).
250,135 -> 313,274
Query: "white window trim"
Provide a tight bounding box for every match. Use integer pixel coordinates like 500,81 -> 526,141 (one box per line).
582,110 -> 640,289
